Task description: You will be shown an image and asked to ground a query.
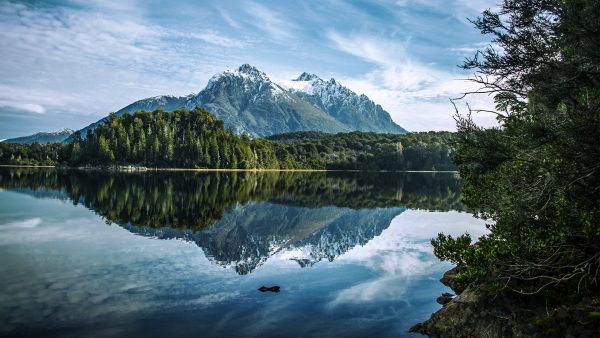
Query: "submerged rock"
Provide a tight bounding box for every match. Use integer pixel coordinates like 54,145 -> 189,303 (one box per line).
436,293 -> 455,306
258,286 -> 280,293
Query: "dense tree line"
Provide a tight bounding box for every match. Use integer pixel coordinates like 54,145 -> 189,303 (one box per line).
269,131 -> 457,170
431,0 -> 600,325
65,108 -> 294,169
0,108 -> 457,171
0,142 -> 62,166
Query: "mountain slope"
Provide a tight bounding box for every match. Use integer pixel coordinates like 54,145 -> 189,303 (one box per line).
3,128 -> 74,144
116,95 -> 190,117
73,64 -> 406,139
183,64 -> 349,136
282,72 -> 406,134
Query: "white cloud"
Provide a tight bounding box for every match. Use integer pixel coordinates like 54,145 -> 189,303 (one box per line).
0,101 -> 45,114
327,32 -> 408,67
67,0 -> 142,13
244,2 -> 297,41
448,42 -> 500,56
220,10 -> 243,30
0,217 -> 42,230
0,84 -> 96,116
394,0 -> 498,24
0,1 -> 222,121
331,275 -> 412,305
327,32 -> 498,131
187,291 -> 242,306
189,31 -> 246,48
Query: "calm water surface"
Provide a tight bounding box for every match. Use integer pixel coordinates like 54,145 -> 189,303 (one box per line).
0,168 -> 486,337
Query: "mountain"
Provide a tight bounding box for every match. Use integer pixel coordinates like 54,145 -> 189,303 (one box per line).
183,64 -> 349,136
71,64 -> 406,140
282,72 -> 407,134
2,128 -> 74,145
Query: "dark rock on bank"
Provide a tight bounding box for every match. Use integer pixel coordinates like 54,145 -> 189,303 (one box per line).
439,266 -> 465,294
411,267 -> 600,337
410,287 -> 532,337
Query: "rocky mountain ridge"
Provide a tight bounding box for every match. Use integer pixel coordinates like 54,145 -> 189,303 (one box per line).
70,64 -> 406,140
283,72 -> 406,134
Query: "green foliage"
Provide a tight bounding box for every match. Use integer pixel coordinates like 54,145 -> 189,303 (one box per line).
269,130 -> 457,171
432,233 -> 492,286
433,0 -> 600,297
65,107 -> 284,169
432,233 -> 473,266
0,142 -> 62,166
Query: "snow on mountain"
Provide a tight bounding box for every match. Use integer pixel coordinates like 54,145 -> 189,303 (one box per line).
279,72 -> 358,106
280,72 -> 320,94
208,63 -> 271,85
3,128 -> 75,145
203,64 -> 289,102
281,72 -> 407,134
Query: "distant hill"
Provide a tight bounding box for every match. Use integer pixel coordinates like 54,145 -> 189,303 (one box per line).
2,129 -> 74,145
70,64 -> 406,140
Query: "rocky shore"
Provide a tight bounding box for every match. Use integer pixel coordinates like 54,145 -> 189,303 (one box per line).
410,267 -> 600,337
54,164 -> 150,172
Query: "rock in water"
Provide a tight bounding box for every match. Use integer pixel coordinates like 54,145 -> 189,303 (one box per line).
258,285 -> 280,293
436,292 -> 455,305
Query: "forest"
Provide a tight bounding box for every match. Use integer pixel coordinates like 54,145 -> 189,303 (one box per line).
268,130 -> 456,170
0,108 -> 457,171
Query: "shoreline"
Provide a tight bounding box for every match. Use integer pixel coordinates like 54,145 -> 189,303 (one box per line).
411,266 -> 600,337
0,164 -> 458,173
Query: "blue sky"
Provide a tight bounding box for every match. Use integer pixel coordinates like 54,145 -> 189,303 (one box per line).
0,0 -> 498,139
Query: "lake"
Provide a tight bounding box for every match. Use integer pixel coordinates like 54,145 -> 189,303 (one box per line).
0,168 -> 486,338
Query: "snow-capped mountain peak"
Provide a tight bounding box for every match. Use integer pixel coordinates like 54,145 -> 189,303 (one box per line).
206,64 -> 273,91
284,72 -> 351,102
294,72 -> 322,82
237,64 -> 267,78
280,72 -> 326,95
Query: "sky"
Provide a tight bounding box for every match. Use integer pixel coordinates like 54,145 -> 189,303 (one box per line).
0,0 -> 499,139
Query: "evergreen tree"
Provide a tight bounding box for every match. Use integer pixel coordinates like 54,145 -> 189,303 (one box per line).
432,0 -> 600,297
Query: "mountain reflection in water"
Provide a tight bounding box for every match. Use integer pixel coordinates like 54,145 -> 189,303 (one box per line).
0,168 -> 463,275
